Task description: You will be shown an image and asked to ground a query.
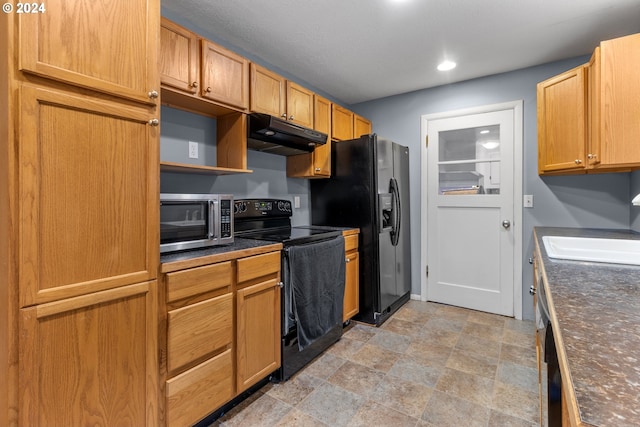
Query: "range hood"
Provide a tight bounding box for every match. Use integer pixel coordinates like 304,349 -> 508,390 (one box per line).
247,113 -> 328,156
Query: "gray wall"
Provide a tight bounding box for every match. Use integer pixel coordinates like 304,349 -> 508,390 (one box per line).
351,58 -> 634,320
160,106 -> 312,226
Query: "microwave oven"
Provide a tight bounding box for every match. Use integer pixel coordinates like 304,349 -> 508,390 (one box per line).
160,193 -> 234,253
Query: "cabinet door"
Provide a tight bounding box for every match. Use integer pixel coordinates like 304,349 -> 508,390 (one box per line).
286,81 -> 314,128
160,18 -> 199,94
354,114 -> 372,138
18,0 -> 159,105
250,63 -> 286,117
332,104 -> 354,141
313,95 -> 332,176
594,33 -> 640,167
236,278 -> 281,393
19,281 -> 158,427
343,250 -> 360,322
537,65 -> 587,174
18,84 -> 159,307
200,39 -> 249,110
286,94 -> 331,178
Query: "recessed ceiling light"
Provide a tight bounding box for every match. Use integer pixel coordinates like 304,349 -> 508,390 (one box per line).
437,60 -> 456,71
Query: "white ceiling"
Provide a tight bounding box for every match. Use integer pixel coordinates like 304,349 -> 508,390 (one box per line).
162,0 -> 640,105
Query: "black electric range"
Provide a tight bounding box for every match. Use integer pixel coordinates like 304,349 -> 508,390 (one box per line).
234,198 -> 345,382
234,199 -> 341,245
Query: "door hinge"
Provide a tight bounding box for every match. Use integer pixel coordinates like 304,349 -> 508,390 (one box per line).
425,135 -> 429,148
425,265 -> 429,277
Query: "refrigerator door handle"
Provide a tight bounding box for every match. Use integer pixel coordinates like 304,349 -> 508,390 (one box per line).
390,177 -> 401,246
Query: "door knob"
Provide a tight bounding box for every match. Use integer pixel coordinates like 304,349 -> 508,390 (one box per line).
502,220 -> 511,229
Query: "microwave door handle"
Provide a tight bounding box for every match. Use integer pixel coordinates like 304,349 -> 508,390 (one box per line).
209,200 -> 218,239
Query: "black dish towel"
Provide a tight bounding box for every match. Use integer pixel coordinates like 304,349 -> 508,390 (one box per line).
286,235 -> 345,351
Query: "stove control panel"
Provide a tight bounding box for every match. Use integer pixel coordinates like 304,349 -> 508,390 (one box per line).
234,199 -> 292,218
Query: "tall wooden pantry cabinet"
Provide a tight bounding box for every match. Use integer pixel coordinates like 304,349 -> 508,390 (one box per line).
1,1 -> 161,426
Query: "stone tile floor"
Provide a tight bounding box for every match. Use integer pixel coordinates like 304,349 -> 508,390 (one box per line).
213,300 -> 540,427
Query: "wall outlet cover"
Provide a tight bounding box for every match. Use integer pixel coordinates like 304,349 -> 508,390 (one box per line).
188,141 -> 199,159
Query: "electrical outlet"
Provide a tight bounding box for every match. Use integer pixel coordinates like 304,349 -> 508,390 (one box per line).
524,194 -> 534,208
294,196 -> 301,209
188,141 -> 199,159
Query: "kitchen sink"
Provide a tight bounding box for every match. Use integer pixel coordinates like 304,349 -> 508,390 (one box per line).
542,235 -> 640,266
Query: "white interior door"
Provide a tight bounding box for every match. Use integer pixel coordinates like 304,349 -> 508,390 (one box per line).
423,105 -> 519,316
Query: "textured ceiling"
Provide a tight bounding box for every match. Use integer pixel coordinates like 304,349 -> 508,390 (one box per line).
162,0 -> 640,105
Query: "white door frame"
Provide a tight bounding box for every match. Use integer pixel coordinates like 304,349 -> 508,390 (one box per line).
420,100 -> 524,319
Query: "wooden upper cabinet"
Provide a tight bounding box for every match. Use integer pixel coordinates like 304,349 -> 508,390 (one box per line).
18,0 -> 159,105
354,114 -> 372,138
19,281 -> 158,427
250,63 -> 286,117
286,94 -> 332,178
286,81 -> 314,128
313,95 -> 332,175
250,64 -> 314,128
201,39 -> 250,110
590,33 -> 640,169
537,65 -> 587,174
332,104 -> 354,141
18,84 -> 159,306
159,18 -> 250,115
538,33 -> 640,175
160,18 -> 199,94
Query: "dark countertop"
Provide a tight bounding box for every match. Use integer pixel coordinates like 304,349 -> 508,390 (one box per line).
160,238 -> 282,273
534,227 -> 640,427
160,227 -> 358,273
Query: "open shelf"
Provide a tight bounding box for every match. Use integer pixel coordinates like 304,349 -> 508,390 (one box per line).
160,161 -> 252,175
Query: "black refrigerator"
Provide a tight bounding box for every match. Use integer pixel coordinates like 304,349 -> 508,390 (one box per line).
311,134 -> 411,326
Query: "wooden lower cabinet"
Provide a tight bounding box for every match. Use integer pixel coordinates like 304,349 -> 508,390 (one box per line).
236,252 -> 282,393
19,281 -> 158,427
165,349 -> 233,427
343,233 -> 360,322
161,250 -> 281,426
236,278 -> 281,393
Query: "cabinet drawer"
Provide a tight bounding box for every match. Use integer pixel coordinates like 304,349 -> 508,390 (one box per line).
167,293 -> 232,373
344,234 -> 359,252
166,349 -> 234,427
237,252 -> 280,283
165,261 -> 232,302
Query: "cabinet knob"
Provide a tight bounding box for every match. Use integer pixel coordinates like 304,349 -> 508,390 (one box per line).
289,115 -> 294,121
206,87 -> 212,93
345,258 -> 350,263
281,113 -> 287,119
277,282 -> 284,288
315,168 -> 321,172
191,81 -> 199,88
148,90 -> 159,99
587,153 -> 597,160
148,118 -> 159,126
529,285 -> 536,295
574,159 -> 582,164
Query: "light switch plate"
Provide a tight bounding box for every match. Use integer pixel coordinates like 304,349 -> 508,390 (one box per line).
524,194 -> 533,208
294,196 -> 301,209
